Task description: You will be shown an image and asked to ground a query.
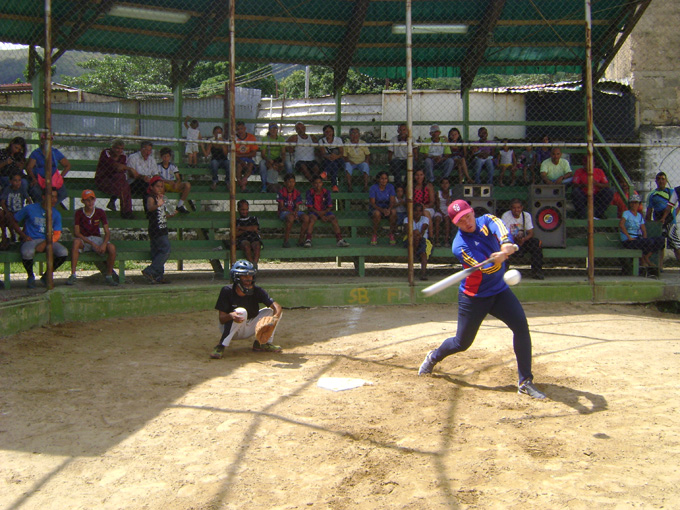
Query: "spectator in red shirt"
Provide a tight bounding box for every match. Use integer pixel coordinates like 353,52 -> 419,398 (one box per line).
95,139 -> 139,219
304,176 -> 350,248
67,189 -> 118,286
571,165 -> 615,220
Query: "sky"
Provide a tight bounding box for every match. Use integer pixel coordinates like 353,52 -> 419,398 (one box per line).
0,42 -> 28,50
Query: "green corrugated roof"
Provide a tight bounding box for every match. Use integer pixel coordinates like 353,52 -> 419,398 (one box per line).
0,0 -> 651,89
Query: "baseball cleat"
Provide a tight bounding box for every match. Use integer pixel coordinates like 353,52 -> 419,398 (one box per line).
418,350 -> 437,375
518,380 -> 546,399
252,341 -> 282,353
210,345 -> 225,359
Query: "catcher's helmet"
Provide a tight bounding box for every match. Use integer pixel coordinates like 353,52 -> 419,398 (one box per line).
230,259 -> 256,295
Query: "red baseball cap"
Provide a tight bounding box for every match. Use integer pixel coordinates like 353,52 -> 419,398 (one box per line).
448,199 -> 473,224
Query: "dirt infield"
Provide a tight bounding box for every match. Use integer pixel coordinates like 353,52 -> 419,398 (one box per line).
1,302 -> 678,509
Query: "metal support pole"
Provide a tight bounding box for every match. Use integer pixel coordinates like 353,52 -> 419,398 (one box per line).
585,0 -> 595,284
44,0 -> 54,289
228,0 -> 237,268
405,0 -> 414,286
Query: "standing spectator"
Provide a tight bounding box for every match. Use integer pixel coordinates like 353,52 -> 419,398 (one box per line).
620,194 -> 665,273
183,116 -> 201,167
317,124 -> 344,192
517,145 -> 537,184
235,199 -> 262,268
68,189 -> 118,286
157,147 -> 192,214
500,198 -> 545,280
419,125 -> 453,183
287,122 -> 320,183
344,127 -> 371,192
95,139 -> 138,219
0,136 -> 28,193
259,122 -> 290,192
496,139 -> 517,186
203,126 -> 229,191
141,176 -> 174,284
368,171 -> 397,245
540,147 -> 573,185
433,176 -> 454,247
25,134 -> 71,206
127,140 -> 157,197
404,202 -> 431,281
304,176 -> 350,248
571,165 -> 615,220
277,173 -> 309,248
472,127 -> 495,185
234,121 -> 258,193
14,187 -> 68,288
388,123 -> 410,189
645,172 -> 672,222
447,127 -> 471,184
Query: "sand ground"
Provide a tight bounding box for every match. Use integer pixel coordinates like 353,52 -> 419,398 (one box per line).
1,302 -> 679,509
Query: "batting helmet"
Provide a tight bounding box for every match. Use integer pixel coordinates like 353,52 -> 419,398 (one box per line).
230,259 -> 256,295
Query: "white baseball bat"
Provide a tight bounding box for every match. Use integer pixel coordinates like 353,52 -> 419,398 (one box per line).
421,244 -> 519,297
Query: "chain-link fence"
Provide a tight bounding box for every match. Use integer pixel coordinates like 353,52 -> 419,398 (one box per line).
0,0 -> 669,288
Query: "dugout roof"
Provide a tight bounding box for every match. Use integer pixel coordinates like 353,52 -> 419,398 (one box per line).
0,0 -> 651,92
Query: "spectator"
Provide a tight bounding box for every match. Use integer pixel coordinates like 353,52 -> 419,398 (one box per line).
517,145 -> 537,184
157,147 -> 192,214
287,122 -> 320,183
395,185 -> 407,226
277,173 -> 309,248
419,125 -> 453,183
141,176 -> 175,284
235,199 -> 262,268
209,260 -> 283,359
183,116 -> 201,167
536,135 -> 551,165
0,171 -> 28,250
540,147 -> 573,185
344,127 -> 371,192
496,139 -> 518,187
68,189 -> 118,286
94,139 -> 138,219
433,176 -> 454,247
646,172 -> 672,222
259,122 -> 291,193
404,202 -> 431,281
413,168 -> 435,239
234,121 -> 258,193
25,134 -> 71,206
447,127 -> 471,184
127,140 -> 157,197
620,193 -> 665,274
611,180 -> 642,218
14,187 -> 68,288
203,126 -> 229,191
571,165 -> 615,220
317,124 -> 344,192
304,176 -> 350,248
472,127 -> 495,185
659,182 -> 680,263
368,171 -> 397,245
388,123 -> 410,189
500,198 -> 545,280
0,136 -> 28,193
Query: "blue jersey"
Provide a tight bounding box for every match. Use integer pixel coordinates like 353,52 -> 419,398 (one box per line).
14,202 -> 62,240
452,214 -> 512,297
28,148 -> 66,178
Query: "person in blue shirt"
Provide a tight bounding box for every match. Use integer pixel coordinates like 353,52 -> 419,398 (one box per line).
417,199 -> 546,400
25,135 -> 71,205
13,187 -> 69,288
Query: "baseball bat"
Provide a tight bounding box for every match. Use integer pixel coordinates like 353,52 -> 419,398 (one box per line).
421,244 -> 519,297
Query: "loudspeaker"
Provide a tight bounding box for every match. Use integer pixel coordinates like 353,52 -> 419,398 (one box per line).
453,184 -> 493,200
529,185 -> 566,248
469,198 -> 496,217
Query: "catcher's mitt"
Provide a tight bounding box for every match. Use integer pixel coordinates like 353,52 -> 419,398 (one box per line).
255,316 -> 279,344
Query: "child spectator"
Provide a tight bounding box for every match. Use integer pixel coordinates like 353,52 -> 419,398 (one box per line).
517,145 -> 537,184
277,173 -> 309,248
620,193 -> 665,274
14,187 -> 68,288
203,126 -> 229,191
183,116 -> 201,167
433,176 -> 454,247
234,121 -> 259,193
317,124 -> 344,192
235,199 -> 262,268
496,139 -> 517,186
368,171 -> 397,245
344,127 -> 371,192
68,189 -> 118,286
141,176 -> 174,284
395,185 -> 407,226
0,172 -> 28,250
404,202 -> 431,281
305,176 -> 350,248
157,147 -> 192,214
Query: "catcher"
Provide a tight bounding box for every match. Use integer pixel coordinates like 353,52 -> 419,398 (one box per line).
210,259 -> 283,359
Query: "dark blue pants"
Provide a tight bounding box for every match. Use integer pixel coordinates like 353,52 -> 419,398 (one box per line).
431,288 -> 533,384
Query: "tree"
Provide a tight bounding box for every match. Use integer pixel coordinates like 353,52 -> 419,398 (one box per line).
279,66 -> 399,98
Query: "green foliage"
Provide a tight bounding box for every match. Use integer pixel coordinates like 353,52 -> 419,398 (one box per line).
279,66 -> 399,98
